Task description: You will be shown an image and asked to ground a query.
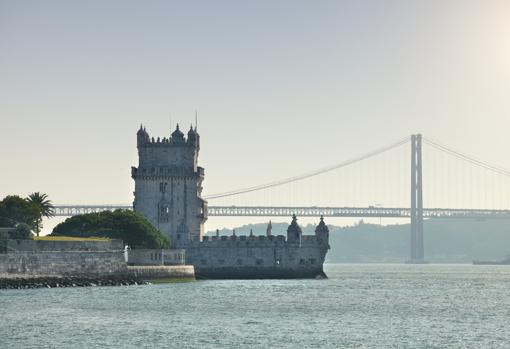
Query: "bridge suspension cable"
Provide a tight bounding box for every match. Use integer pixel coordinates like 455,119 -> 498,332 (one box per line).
204,136 -> 410,200
422,137 -> 510,178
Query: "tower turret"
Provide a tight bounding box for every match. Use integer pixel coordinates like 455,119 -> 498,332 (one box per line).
171,124 -> 185,144
187,125 -> 197,147
266,220 -> 272,237
315,215 -> 330,249
287,214 -> 302,243
137,124 -> 149,147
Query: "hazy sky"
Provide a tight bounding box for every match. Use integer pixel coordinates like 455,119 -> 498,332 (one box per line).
1,1 -> 510,232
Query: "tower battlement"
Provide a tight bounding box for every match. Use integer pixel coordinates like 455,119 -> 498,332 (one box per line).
137,124 -> 199,149
134,123 -> 202,176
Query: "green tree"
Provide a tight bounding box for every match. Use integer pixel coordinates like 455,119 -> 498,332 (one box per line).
51,209 -> 170,249
27,192 -> 55,237
0,195 -> 40,230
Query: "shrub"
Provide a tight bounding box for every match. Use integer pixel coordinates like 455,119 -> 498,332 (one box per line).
51,210 -> 169,249
10,223 -> 34,239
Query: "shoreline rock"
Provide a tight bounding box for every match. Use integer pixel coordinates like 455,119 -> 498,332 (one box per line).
0,276 -> 149,290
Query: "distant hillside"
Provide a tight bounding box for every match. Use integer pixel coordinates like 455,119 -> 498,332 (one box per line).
207,219 -> 510,263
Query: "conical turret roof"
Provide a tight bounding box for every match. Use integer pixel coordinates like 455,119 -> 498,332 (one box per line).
287,214 -> 302,235
315,215 -> 329,234
171,124 -> 185,143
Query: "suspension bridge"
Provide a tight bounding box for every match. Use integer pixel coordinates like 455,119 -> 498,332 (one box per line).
53,134 -> 510,262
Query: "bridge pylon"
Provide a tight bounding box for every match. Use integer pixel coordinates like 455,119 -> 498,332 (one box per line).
409,134 -> 425,263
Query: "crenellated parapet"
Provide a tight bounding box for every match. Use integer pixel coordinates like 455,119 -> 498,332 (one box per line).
137,124 -> 199,149
192,233 -> 320,248
190,216 -> 329,249
133,123 -> 202,177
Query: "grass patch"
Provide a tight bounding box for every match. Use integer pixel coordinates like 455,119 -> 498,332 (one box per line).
35,236 -> 111,241
150,277 -> 195,284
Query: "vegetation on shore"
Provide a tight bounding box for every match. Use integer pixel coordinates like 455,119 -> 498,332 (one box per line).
51,209 -> 169,249
0,193 -> 55,239
27,192 -> 55,236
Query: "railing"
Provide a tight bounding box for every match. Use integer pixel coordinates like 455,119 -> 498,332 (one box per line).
52,205 -> 510,219
53,205 -> 132,216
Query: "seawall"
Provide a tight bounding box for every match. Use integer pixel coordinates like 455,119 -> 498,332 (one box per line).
0,240 -> 195,288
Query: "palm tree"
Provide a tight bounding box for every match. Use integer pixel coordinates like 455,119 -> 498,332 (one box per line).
27,192 -> 55,237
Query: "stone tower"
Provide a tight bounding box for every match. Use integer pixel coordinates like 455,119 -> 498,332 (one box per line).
131,123 -> 207,248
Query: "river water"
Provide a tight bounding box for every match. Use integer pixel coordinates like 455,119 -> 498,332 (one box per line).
2,264 -> 510,348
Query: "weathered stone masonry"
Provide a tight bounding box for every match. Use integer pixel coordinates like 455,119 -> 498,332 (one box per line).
132,124 -> 207,248
0,240 -> 195,287
186,215 -> 330,278
0,240 -> 127,277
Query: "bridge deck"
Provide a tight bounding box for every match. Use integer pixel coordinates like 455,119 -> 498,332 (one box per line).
52,205 -> 510,219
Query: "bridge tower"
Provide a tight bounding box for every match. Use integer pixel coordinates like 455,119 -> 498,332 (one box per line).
410,134 -> 425,262
131,124 -> 208,248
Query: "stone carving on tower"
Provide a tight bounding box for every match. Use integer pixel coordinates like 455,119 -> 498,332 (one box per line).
266,220 -> 272,237
132,123 -> 207,248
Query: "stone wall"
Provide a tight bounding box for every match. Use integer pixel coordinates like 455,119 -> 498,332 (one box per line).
0,239 -> 196,287
0,251 -> 127,278
186,234 -> 328,279
0,240 -> 199,288
0,239 -> 126,278
127,249 -> 186,266
127,265 -> 194,279
133,176 -> 206,246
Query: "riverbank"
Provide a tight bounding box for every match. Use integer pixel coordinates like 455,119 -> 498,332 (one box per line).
0,275 -> 148,289
0,265 -> 196,289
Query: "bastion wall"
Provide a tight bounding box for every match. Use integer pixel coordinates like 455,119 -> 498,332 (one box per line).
0,240 -> 196,285
0,251 -> 127,277
186,234 -> 328,278
0,239 -> 127,278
